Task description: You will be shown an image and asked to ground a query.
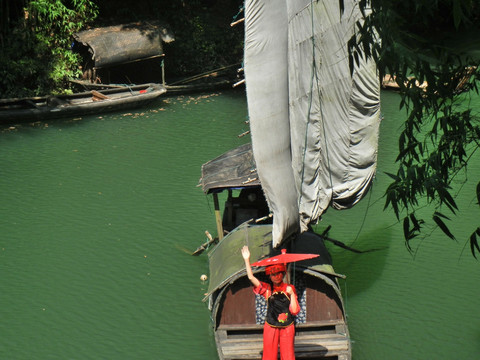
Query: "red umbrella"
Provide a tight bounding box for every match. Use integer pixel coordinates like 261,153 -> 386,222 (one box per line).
251,249 -> 319,267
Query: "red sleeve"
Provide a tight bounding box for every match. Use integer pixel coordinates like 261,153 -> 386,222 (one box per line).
253,281 -> 270,298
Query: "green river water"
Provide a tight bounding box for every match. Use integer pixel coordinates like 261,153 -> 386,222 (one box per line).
0,89 -> 479,360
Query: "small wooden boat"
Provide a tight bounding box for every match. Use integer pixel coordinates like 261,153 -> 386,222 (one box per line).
381,74 -> 428,91
382,67 -> 476,93
198,144 -> 351,360
0,83 -> 166,123
71,77 -> 236,96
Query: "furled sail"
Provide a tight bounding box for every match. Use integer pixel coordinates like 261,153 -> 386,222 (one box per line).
244,0 -> 381,247
244,0 -> 300,247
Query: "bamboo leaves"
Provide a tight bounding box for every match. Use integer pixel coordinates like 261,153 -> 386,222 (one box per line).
349,0 -> 480,257
433,212 -> 456,240
403,214 -> 424,252
472,183 -> 480,258
470,228 -> 480,259
477,181 -> 480,205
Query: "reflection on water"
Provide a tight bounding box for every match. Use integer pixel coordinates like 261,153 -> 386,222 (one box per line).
0,89 -> 479,359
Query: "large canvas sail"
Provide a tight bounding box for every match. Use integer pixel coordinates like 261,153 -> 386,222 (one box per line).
244,0 -> 300,247
244,0 -> 381,247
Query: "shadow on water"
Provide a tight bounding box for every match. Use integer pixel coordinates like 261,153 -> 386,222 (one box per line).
322,227 -> 393,297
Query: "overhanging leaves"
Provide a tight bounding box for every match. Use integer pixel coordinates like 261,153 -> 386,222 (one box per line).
350,0 -> 480,255
470,228 -> 480,259
433,212 -> 456,240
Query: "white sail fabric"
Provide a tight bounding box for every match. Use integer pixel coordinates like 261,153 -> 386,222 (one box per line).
287,0 -> 381,231
244,0 -> 381,246
244,0 -> 300,247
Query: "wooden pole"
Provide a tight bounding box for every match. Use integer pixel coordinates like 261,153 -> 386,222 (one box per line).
192,230 -> 216,256
233,79 -> 245,87
213,193 -> 224,240
161,58 -> 165,86
230,18 -> 244,27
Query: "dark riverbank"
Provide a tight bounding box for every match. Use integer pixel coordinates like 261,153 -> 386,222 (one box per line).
0,0 -> 244,98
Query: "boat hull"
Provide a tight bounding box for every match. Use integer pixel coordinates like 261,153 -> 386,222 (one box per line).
0,83 -> 166,124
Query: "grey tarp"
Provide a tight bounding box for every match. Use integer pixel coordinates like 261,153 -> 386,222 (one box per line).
244,0 -> 381,247
244,0 -> 300,248
73,21 -> 174,68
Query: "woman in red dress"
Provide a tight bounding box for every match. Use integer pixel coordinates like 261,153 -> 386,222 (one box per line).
241,245 -> 300,360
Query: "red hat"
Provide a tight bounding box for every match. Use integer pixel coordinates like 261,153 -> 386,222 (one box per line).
265,264 -> 286,275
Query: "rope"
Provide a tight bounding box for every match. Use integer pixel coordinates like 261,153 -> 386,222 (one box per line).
350,183 -> 374,246
167,64 -> 240,86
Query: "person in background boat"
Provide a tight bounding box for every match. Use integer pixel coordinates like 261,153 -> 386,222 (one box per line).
241,245 -> 300,360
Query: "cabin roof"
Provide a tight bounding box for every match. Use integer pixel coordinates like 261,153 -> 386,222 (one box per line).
73,21 -> 174,69
199,143 -> 261,194
205,223 -> 343,299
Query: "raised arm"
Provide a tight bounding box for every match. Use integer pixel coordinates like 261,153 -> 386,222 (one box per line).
241,246 -> 261,288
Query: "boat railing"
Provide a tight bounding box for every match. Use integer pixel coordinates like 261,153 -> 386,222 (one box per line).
216,320 -> 350,360
217,319 -> 346,334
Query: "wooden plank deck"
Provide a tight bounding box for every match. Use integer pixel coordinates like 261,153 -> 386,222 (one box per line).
216,322 -> 350,360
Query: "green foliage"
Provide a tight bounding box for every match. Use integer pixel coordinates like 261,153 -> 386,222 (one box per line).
1,0 -> 243,96
351,0 -> 480,256
158,0 -> 244,77
0,0 -> 98,97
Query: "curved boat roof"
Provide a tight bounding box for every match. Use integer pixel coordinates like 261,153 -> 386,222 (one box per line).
205,222 -> 345,300
73,21 -> 174,69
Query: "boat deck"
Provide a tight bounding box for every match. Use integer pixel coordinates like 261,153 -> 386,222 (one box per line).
217,321 -> 350,360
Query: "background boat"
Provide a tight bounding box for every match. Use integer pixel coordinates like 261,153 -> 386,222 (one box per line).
0,83 -> 166,123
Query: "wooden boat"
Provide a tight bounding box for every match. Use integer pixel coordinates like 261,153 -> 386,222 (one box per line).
0,83 -> 166,123
199,144 -> 351,360
72,21 -> 238,95
72,21 -> 174,85
197,1 -> 382,359
71,76 -> 236,97
382,67 -> 476,93
71,79 -> 235,95
381,74 -> 428,91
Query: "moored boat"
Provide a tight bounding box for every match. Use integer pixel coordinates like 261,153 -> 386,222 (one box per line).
197,0 -> 382,358
0,83 -> 166,123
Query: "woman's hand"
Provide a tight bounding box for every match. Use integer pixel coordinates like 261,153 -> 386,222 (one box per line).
286,286 -> 294,295
241,245 -> 260,288
241,246 -> 251,260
